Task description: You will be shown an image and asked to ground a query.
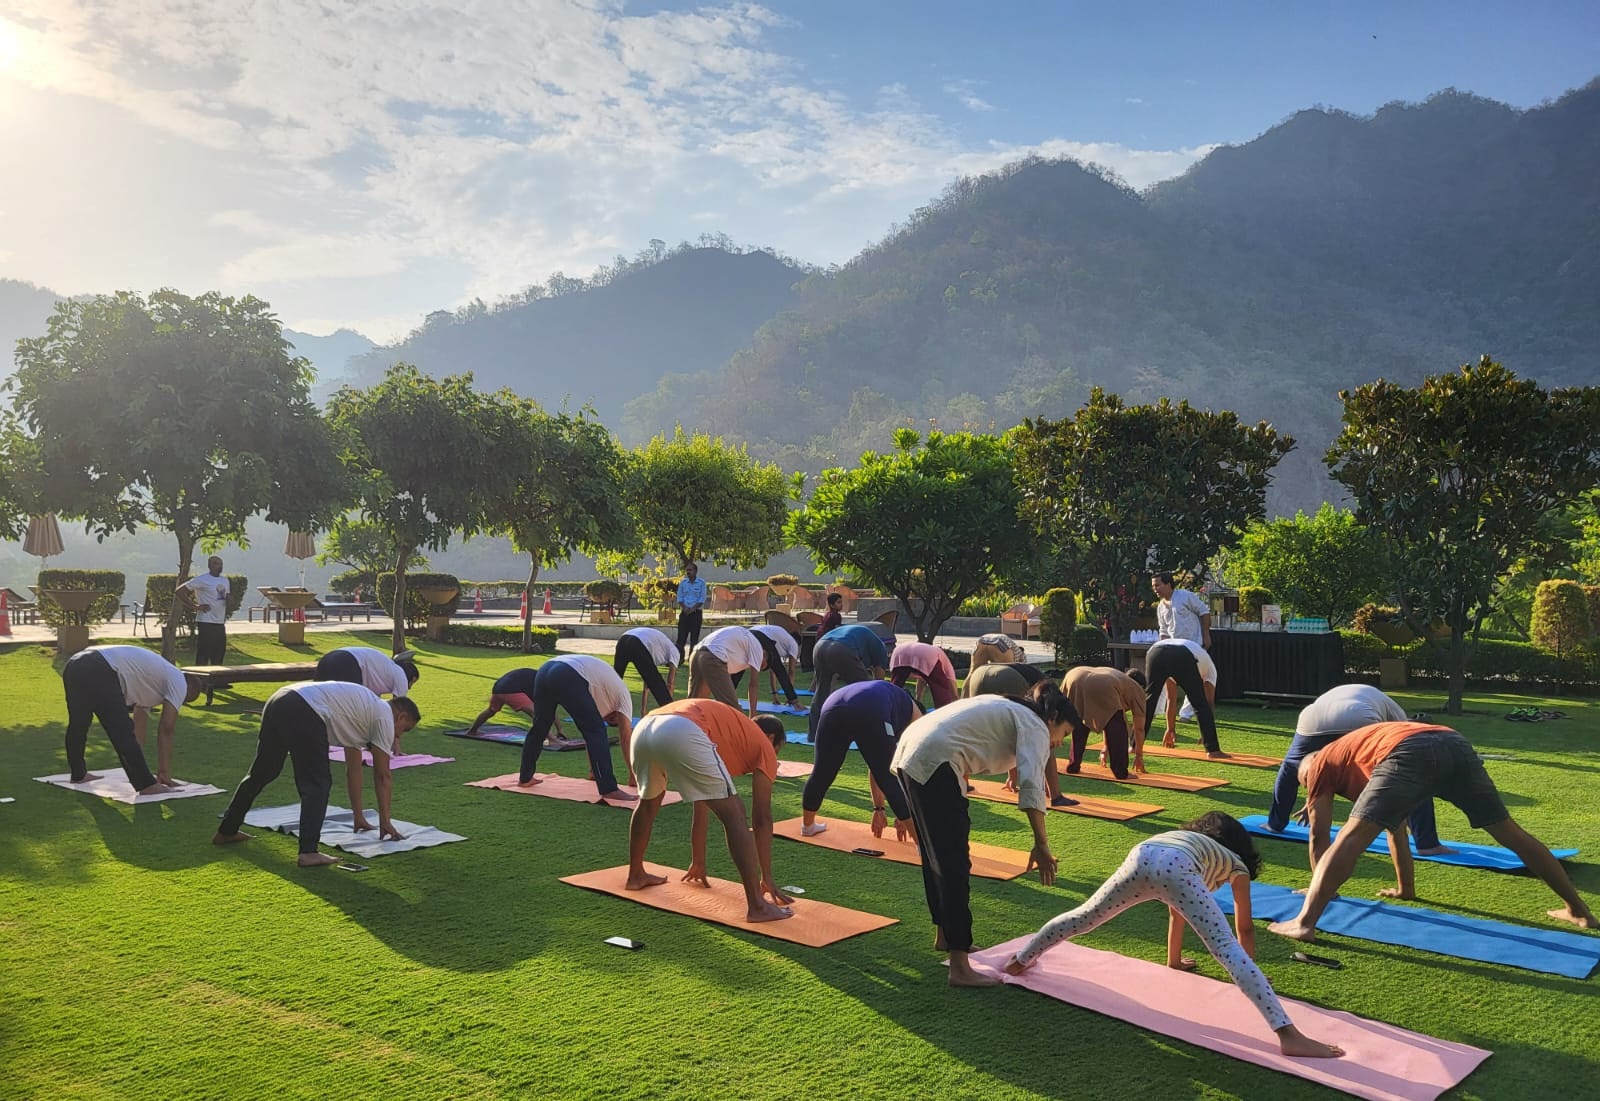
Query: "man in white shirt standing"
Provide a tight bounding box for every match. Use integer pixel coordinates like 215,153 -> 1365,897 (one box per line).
1153,571 -> 1212,727
213,682 -> 421,867
177,556 -> 231,664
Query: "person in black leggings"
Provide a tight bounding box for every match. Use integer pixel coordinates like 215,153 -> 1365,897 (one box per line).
800,680 -> 923,840
1144,640 -> 1223,757
518,657 -> 634,800
729,631 -> 801,707
613,627 -> 679,711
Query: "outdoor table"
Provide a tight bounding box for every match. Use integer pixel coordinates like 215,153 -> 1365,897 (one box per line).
1110,630 -> 1344,701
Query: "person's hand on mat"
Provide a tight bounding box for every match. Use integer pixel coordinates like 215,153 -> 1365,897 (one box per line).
1293,803 -> 1311,827
762,880 -> 795,905
1132,755 -> 1146,774
1377,886 -> 1415,900
1002,954 -> 1034,976
1027,844 -> 1057,886
681,862 -> 710,889
870,808 -> 888,837
1162,732 -> 1177,749
1169,956 -> 1198,972
351,813 -> 373,832
379,821 -> 406,842
894,817 -> 914,843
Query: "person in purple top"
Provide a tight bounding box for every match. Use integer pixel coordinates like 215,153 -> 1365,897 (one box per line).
800,680 -> 923,841
808,624 -> 889,741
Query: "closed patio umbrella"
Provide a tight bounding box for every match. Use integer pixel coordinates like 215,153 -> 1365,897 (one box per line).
23,513 -> 64,567
284,530 -> 317,589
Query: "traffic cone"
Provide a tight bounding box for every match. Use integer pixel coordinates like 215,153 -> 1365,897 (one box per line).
474,587 -> 484,613
519,589 -> 528,619
0,590 -> 11,637
542,587 -> 554,615
294,606 -> 305,623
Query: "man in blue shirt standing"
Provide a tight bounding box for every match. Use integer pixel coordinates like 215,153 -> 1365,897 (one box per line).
675,562 -> 708,668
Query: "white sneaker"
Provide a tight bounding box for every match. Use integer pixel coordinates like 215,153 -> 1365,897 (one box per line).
801,821 -> 828,837
1178,701 -> 1197,722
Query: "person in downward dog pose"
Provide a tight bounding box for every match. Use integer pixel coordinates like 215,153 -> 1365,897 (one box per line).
800,680 -> 924,841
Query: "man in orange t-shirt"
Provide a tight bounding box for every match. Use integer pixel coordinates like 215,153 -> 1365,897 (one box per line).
624,699 -> 795,923
1269,721 -> 1595,940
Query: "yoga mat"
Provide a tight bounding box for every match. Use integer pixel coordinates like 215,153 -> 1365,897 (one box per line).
561,862 -> 897,947
1239,815 -> 1580,871
442,726 -> 612,751
968,937 -> 1491,1101
241,805 -> 465,857
783,730 -> 815,745
35,769 -> 224,804
1090,742 -> 1282,769
757,701 -> 810,716
466,772 -> 681,808
772,816 -> 1025,880
966,778 -> 1163,821
1058,759 -> 1229,792
327,747 -> 455,769
774,759 -> 813,779
1215,882 -> 1600,980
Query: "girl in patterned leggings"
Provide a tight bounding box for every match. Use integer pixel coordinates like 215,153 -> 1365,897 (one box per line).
1004,812 -> 1344,1059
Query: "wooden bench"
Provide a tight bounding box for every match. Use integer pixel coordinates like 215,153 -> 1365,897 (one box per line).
1241,690 -> 1319,709
184,661 -> 320,705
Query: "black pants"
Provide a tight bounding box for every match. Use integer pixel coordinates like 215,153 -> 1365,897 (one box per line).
195,622 -> 227,665
1144,646 -> 1221,753
62,650 -> 158,789
218,691 -> 333,854
808,639 -> 870,740
803,702 -> 911,820
730,634 -> 799,703
1067,712 -> 1131,778
675,609 -> 704,654
612,634 -> 673,709
314,650 -> 363,685
519,661 -> 619,792
900,763 -> 975,952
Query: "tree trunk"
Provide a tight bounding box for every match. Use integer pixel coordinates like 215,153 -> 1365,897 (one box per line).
521,558 -> 540,653
163,532 -> 196,663
390,546 -> 413,654
1446,626 -> 1466,716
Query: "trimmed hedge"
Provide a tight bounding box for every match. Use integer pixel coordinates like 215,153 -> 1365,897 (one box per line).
583,579 -> 627,604
1338,630 -> 1388,676
1067,624 -> 1111,665
1238,586 -> 1274,622
145,573 -> 248,628
35,569 -> 125,627
438,623 -> 558,653
377,572 -> 462,628
1038,587 -> 1078,665
1354,635 -> 1600,690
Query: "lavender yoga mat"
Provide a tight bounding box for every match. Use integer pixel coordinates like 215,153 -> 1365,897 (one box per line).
969,937 -> 1490,1101
326,747 -> 454,768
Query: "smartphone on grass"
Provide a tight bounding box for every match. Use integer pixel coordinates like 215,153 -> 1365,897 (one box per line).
604,936 -> 644,950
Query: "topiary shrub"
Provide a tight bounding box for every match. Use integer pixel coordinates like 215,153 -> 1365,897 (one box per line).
145,573 -> 248,629
1530,579 -> 1592,657
1238,586 -> 1274,623
1584,584 -> 1600,639
1038,587 -> 1078,665
1066,623 -> 1111,665
35,569 -> 125,627
1352,602 -> 1401,635
377,572 -> 461,629
327,569 -> 376,597
584,578 -> 626,605
440,623 -> 558,652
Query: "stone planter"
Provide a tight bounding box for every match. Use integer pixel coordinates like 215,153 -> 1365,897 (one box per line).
57,624 -> 91,655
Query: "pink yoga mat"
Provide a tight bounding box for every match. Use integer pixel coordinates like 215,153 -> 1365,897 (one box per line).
467,772 -> 682,808
327,747 -> 455,768
774,759 -> 813,779
969,937 -> 1490,1101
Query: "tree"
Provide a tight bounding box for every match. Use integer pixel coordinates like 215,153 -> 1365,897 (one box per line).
327,365 -> 527,653
315,517 -> 430,593
1326,356 -> 1600,713
620,427 -> 796,572
496,405 -> 636,651
7,290 -> 347,659
1011,388 -> 1294,638
1529,580 -> 1591,657
1227,504 -> 1389,626
788,429 -> 1039,642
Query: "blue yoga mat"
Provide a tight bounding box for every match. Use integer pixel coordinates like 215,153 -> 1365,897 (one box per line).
1214,882 -> 1600,979
758,701 -> 810,716
783,730 -> 815,745
1240,814 -> 1580,871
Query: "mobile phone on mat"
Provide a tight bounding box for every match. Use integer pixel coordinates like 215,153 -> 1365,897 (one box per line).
1292,951 -> 1343,970
850,847 -> 885,857
604,936 -> 645,950
336,862 -> 369,872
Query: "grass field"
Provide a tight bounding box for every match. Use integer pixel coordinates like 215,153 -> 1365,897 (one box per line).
3,632 -> 1598,1101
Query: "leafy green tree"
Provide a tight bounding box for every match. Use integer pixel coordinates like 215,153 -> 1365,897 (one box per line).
496,406 -> 636,651
328,365 -> 527,653
1227,504 -> 1388,626
7,290 -> 347,659
1529,580 -> 1591,657
620,427 -> 796,572
788,429 -> 1038,642
1326,356 -> 1600,713
317,517 -> 431,582
1011,388 -> 1294,638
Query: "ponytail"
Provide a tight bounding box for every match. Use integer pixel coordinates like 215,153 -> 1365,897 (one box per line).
1025,680 -> 1079,729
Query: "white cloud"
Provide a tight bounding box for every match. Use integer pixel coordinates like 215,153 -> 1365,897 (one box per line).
0,1 -> 1213,337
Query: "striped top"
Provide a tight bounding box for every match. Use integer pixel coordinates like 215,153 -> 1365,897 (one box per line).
1140,830 -> 1247,889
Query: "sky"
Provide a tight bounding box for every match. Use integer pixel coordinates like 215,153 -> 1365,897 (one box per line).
0,1 -> 1595,343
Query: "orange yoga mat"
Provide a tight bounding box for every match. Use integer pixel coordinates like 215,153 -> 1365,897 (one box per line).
466,772 -> 682,808
1089,742 -> 1283,769
560,863 -> 898,947
772,816 -> 1026,880
966,778 -> 1163,821
1057,759 -> 1229,792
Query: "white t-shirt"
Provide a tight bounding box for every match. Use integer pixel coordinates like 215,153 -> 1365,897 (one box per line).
180,572 -> 231,624
697,626 -> 766,674
891,696 -> 1053,812
1157,588 -> 1208,643
93,645 -> 188,710
1296,684 -> 1407,737
623,627 -> 680,668
281,681 -> 394,753
751,624 -> 800,663
1148,637 -> 1218,684
334,646 -> 411,697
548,654 -> 633,721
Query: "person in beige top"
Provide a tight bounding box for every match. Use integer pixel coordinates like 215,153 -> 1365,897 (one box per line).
1060,666 -> 1148,779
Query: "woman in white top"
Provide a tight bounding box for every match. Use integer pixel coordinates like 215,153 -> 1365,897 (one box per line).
890,684 -> 1078,987
1006,811 -> 1343,1058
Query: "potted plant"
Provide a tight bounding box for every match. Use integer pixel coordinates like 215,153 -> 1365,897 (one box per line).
584,579 -> 626,623
766,573 -> 799,600
1355,603 -> 1412,688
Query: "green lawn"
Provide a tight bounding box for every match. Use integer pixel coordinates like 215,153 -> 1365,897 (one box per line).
2,632 -> 1597,1101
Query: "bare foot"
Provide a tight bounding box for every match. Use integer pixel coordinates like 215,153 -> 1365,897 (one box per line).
1415,845 -> 1456,856
947,955 -> 1001,987
515,776 -> 544,788
625,870 -> 667,890
212,830 -> 253,845
601,788 -> 638,804
297,853 -> 340,867
1206,750 -> 1230,760
74,772 -> 103,783
746,899 -> 793,923
1268,919 -> 1318,942
136,782 -> 181,796
1277,1025 -> 1345,1058
1548,906 -> 1600,930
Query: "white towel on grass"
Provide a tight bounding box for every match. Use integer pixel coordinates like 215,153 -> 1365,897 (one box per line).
242,804 -> 465,857
35,769 -> 224,804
